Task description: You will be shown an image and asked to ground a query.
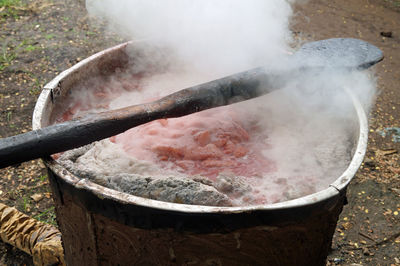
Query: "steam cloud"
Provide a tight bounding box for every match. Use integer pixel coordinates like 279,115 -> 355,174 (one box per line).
86,0 -> 293,74
86,0 -> 376,109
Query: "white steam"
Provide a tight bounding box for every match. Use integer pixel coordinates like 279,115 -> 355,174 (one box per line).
86,0 -> 293,74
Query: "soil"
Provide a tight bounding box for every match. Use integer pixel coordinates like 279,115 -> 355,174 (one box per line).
0,0 -> 399,265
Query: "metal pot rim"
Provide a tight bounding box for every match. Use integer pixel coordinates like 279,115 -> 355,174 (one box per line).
32,42 -> 368,214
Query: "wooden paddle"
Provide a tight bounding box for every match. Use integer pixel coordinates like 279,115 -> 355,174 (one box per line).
0,38 -> 383,168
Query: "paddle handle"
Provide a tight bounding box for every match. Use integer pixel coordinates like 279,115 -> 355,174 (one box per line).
0,68 -> 267,168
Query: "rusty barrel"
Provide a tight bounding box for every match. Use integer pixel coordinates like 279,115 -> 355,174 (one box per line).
33,42 -> 368,266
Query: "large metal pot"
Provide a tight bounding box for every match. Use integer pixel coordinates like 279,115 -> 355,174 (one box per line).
33,42 -> 368,266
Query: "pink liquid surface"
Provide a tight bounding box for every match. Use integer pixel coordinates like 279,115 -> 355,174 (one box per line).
111,107 -> 275,180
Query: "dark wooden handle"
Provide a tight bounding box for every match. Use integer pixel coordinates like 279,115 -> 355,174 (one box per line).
0,67 -> 270,168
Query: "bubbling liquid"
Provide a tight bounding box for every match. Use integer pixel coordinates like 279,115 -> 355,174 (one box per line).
112,107 -> 275,181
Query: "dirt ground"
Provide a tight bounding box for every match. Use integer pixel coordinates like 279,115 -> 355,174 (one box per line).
0,0 -> 399,265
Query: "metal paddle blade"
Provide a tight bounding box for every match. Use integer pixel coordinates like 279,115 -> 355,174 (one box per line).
292,38 -> 383,70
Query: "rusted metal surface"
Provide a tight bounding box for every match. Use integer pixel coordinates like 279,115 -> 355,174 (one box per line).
48,169 -> 345,266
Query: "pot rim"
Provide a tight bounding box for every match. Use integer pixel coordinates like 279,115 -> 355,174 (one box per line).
32,42 -> 368,214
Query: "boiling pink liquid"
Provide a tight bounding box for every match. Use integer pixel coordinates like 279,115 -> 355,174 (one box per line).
112,107 -> 275,180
